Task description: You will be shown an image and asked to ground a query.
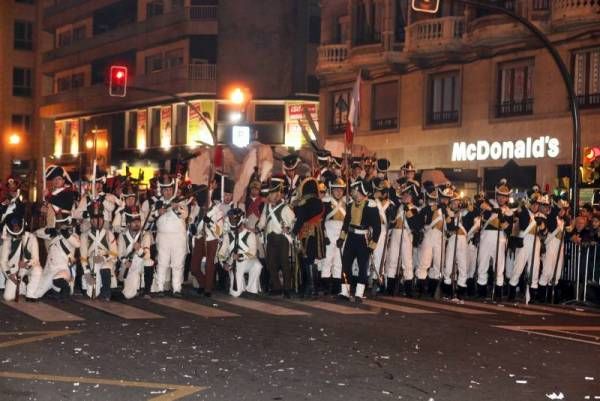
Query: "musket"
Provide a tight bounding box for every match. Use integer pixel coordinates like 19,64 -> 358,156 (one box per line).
434,207 -> 446,300
450,214 -> 460,300
490,208 -> 504,301
393,207 -> 407,296
90,228 -> 100,299
377,222 -> 394,290
41,157 -> 48,228
14,235 -> 30,302
525,223 -> 540,305
232,229 -> 239,292
550,225 -> 566,304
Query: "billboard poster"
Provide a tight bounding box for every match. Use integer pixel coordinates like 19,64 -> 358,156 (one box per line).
160,106 -> 172,149
69,119 -> 79,156
137,109 -> 148,151
54,120 -> 66,158
285,102 -> 319,149
187,100 -> 215,146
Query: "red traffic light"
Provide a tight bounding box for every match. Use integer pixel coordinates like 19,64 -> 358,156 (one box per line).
412,0 -> 440,14
584,146 -> 600,164
109,65 -> 128,97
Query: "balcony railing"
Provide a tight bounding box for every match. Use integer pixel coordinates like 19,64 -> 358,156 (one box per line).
532,0 -> 550,11
552,0 -> 600,25
135,63 -> 217,86
406,16 -> 465,52
354,31 -> 381,46
330,123 -> 346,134
317,43 -> 349,70
43,6 -> 217,62
576,93 -> 600,109
428,110 -> 459,125
496,99 -> 534,117
372,118 -> 397,131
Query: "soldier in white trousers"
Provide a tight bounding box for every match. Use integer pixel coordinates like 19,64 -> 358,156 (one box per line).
218,208 -> 262,297
321,178 -> 346,295
1,213 -> 41,302
371,178 -> 395,286
80,201 -> 118,301
155,174 -> 188,297
119,207 -> 154,299
538,195 -> 569,300
385,180 -> 421,296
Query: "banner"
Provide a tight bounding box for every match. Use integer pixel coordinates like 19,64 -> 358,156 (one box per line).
187,100 -> 215,146
54,120 -> 66,158
285,102 -> 319,149
137,109 -> 148,152
69,120 -> 79,156
160,106 -> 172,149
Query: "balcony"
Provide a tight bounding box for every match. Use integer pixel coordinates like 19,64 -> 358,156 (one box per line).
316,43 -> 350,72
406,17 -> 465,53
552,0 -> 600,30
43,6 -> 218,69
41,64 -> 217,118
496,99 -> 534,118
576,93 -> 600,109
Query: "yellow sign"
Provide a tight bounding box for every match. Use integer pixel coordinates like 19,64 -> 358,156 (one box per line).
187,100 -> 215,146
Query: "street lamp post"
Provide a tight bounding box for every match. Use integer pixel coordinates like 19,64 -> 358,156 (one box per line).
8,132 -> 21,176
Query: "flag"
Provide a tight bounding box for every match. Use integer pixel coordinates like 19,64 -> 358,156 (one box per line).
345,71 -> 361,147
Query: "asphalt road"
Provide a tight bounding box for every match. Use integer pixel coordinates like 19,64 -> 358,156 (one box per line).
1,290 -> 599,401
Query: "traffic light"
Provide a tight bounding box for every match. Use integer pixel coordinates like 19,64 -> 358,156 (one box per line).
581,146 -> 600,184
109,65 -> 128,97
412,0 -> 440,14
584,146 -> 600,164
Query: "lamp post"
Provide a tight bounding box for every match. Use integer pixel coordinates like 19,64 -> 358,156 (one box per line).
8,132 -> 21,176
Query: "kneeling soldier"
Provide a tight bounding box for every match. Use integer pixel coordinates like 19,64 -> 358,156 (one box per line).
120,206 -> 154,299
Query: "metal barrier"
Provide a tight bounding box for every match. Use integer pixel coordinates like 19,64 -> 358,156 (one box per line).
563,241 -> 600,304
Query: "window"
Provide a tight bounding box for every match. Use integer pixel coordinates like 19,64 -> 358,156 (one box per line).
126,111 -> 137,149
149,108 -> 161,147
73,25 -> 86,42
71,73 -> 85,89
330,90 -> 350,134
255,105 -> 285,122
11,115 -> 31,135
573,47 -> 600,109
14,20 -> 33,50
13,68 -> 32,97
174,104 -> 187,145
496,59 -> 534,117
371,81 -> 398,130
146,0 -> 164,18
165,48 -> 184,69
145,53 -> 163,74
16,0 -> 35,3
427,71 -> 460,124
217,104 -> 238,122
57,76 -> 71,92
58,30 -> 71,47
355,0 -> 381,45
307,75 -> 319,94
395,0 -> 407,42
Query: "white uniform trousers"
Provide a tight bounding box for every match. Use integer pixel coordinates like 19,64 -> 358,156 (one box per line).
416,228 -> 443,280
156,232 -> 187,293
34,264 -> 72,299
122,256 -> 145,299
82,263 -> 116,298
539,236 -> 564,286
467,242 -> 478,279
385,228 -> 414,281
509,234 -> 541,288
3,266 -> 42,301
229,258 -> 263,297
322,220 -> 343,279
371,225 -> 387,279
443,234 -> 468,287
477,230 -> 507,287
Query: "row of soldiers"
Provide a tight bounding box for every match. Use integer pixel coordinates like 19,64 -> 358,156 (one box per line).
0,152 -> 574,305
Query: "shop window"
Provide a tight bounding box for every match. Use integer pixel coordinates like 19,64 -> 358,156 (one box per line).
145,53 -> 163,74
427,71 -> 460,125
255,105 -> 285,122
14,20 -> 33,50
496,58 -> 534,118
13,68 -> 32,97
573,47 -> 600,109
330,89 -> 350,134
371,81 -> 398,130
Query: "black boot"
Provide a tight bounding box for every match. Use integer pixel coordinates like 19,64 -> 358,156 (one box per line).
466,278 -> 476,297
302,264 -> 314,299
416,279 -> 426,298
537,285 -> 547,303
143,266 -> 154,296
492,285 -> 503,302
404,280 -> 414,298
53,279 -> 71,300
507,285 -> 517,302
456,285 -> 466,300
100,269 -> 112,301
476,284 -> 487,299
529,288 -> 538,304
386,278 -> 396,296
331,278 -> 341,296
442,282 -> 452,298
427,279 -> 439,298
311,264 -> 320,296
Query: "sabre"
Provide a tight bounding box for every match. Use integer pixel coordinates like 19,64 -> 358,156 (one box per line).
525,224 -> 540,305
450,214 -> 460,300
393,209 -> 407,296
491,208 -> 503,301
14,236 -> 30,302
434,208 -> 446,300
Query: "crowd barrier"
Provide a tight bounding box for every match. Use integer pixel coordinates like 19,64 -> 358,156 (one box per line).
563,241 -> 600,305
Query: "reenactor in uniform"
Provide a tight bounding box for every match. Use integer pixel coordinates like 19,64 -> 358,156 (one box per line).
0,177 -> 26,234
120,206 -> 154,299
397,161 -> 416,187
336,178 -> 381,302
257,179 -> 296,297
74,168 -> 119,233
218,208 -> 263,297
292,178 -> 326,298
375,159 -> 391,180
508,189 -> 547,302
43,165 -> 77,229
477,178 -> 514,300
321,178 -> 346,295
244,179 -> 264,232
315,150 -> 333,182
386,180 -> 421,296
350,157 -> 364,185
371,177 -> 396,285
1,212 -> 41,302
282,154 -> 303,202
80,201 -> 118,301
112,183 -> 139,235
154,174 -> 189,297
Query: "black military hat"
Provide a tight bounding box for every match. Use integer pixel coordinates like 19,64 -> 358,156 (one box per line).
227,207 -> 245,228
269,177 -> 285,193
87,200 -> 104,219
329,177 -> 346,189
351,157 -> 363,169
400,180 -> 420,200
260,181 -> 270,197
371,177 -> 387,193
376,158 -> 391,173
45,165 -> 67,181
91,166 -> 108,184
158,173 -> 175,188
299,177 -> 319,197
316,150 -> 331,165
124,206 -> 142,224
50,189 -> 76,220
331,156 -> 343,169
351,178 -> 371,197
6,211 -> 25,236
121,183 -> 137,198
495,178 -> 511,197
401,161 -> 416,173
282,154 -> 301,170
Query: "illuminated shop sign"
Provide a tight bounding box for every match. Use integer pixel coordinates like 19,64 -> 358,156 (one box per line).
451,136 -> 560,162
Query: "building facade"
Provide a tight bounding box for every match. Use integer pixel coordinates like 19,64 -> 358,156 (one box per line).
37,0 -> 320,185
0,0 -> 38,188
317,0 -> 600,198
